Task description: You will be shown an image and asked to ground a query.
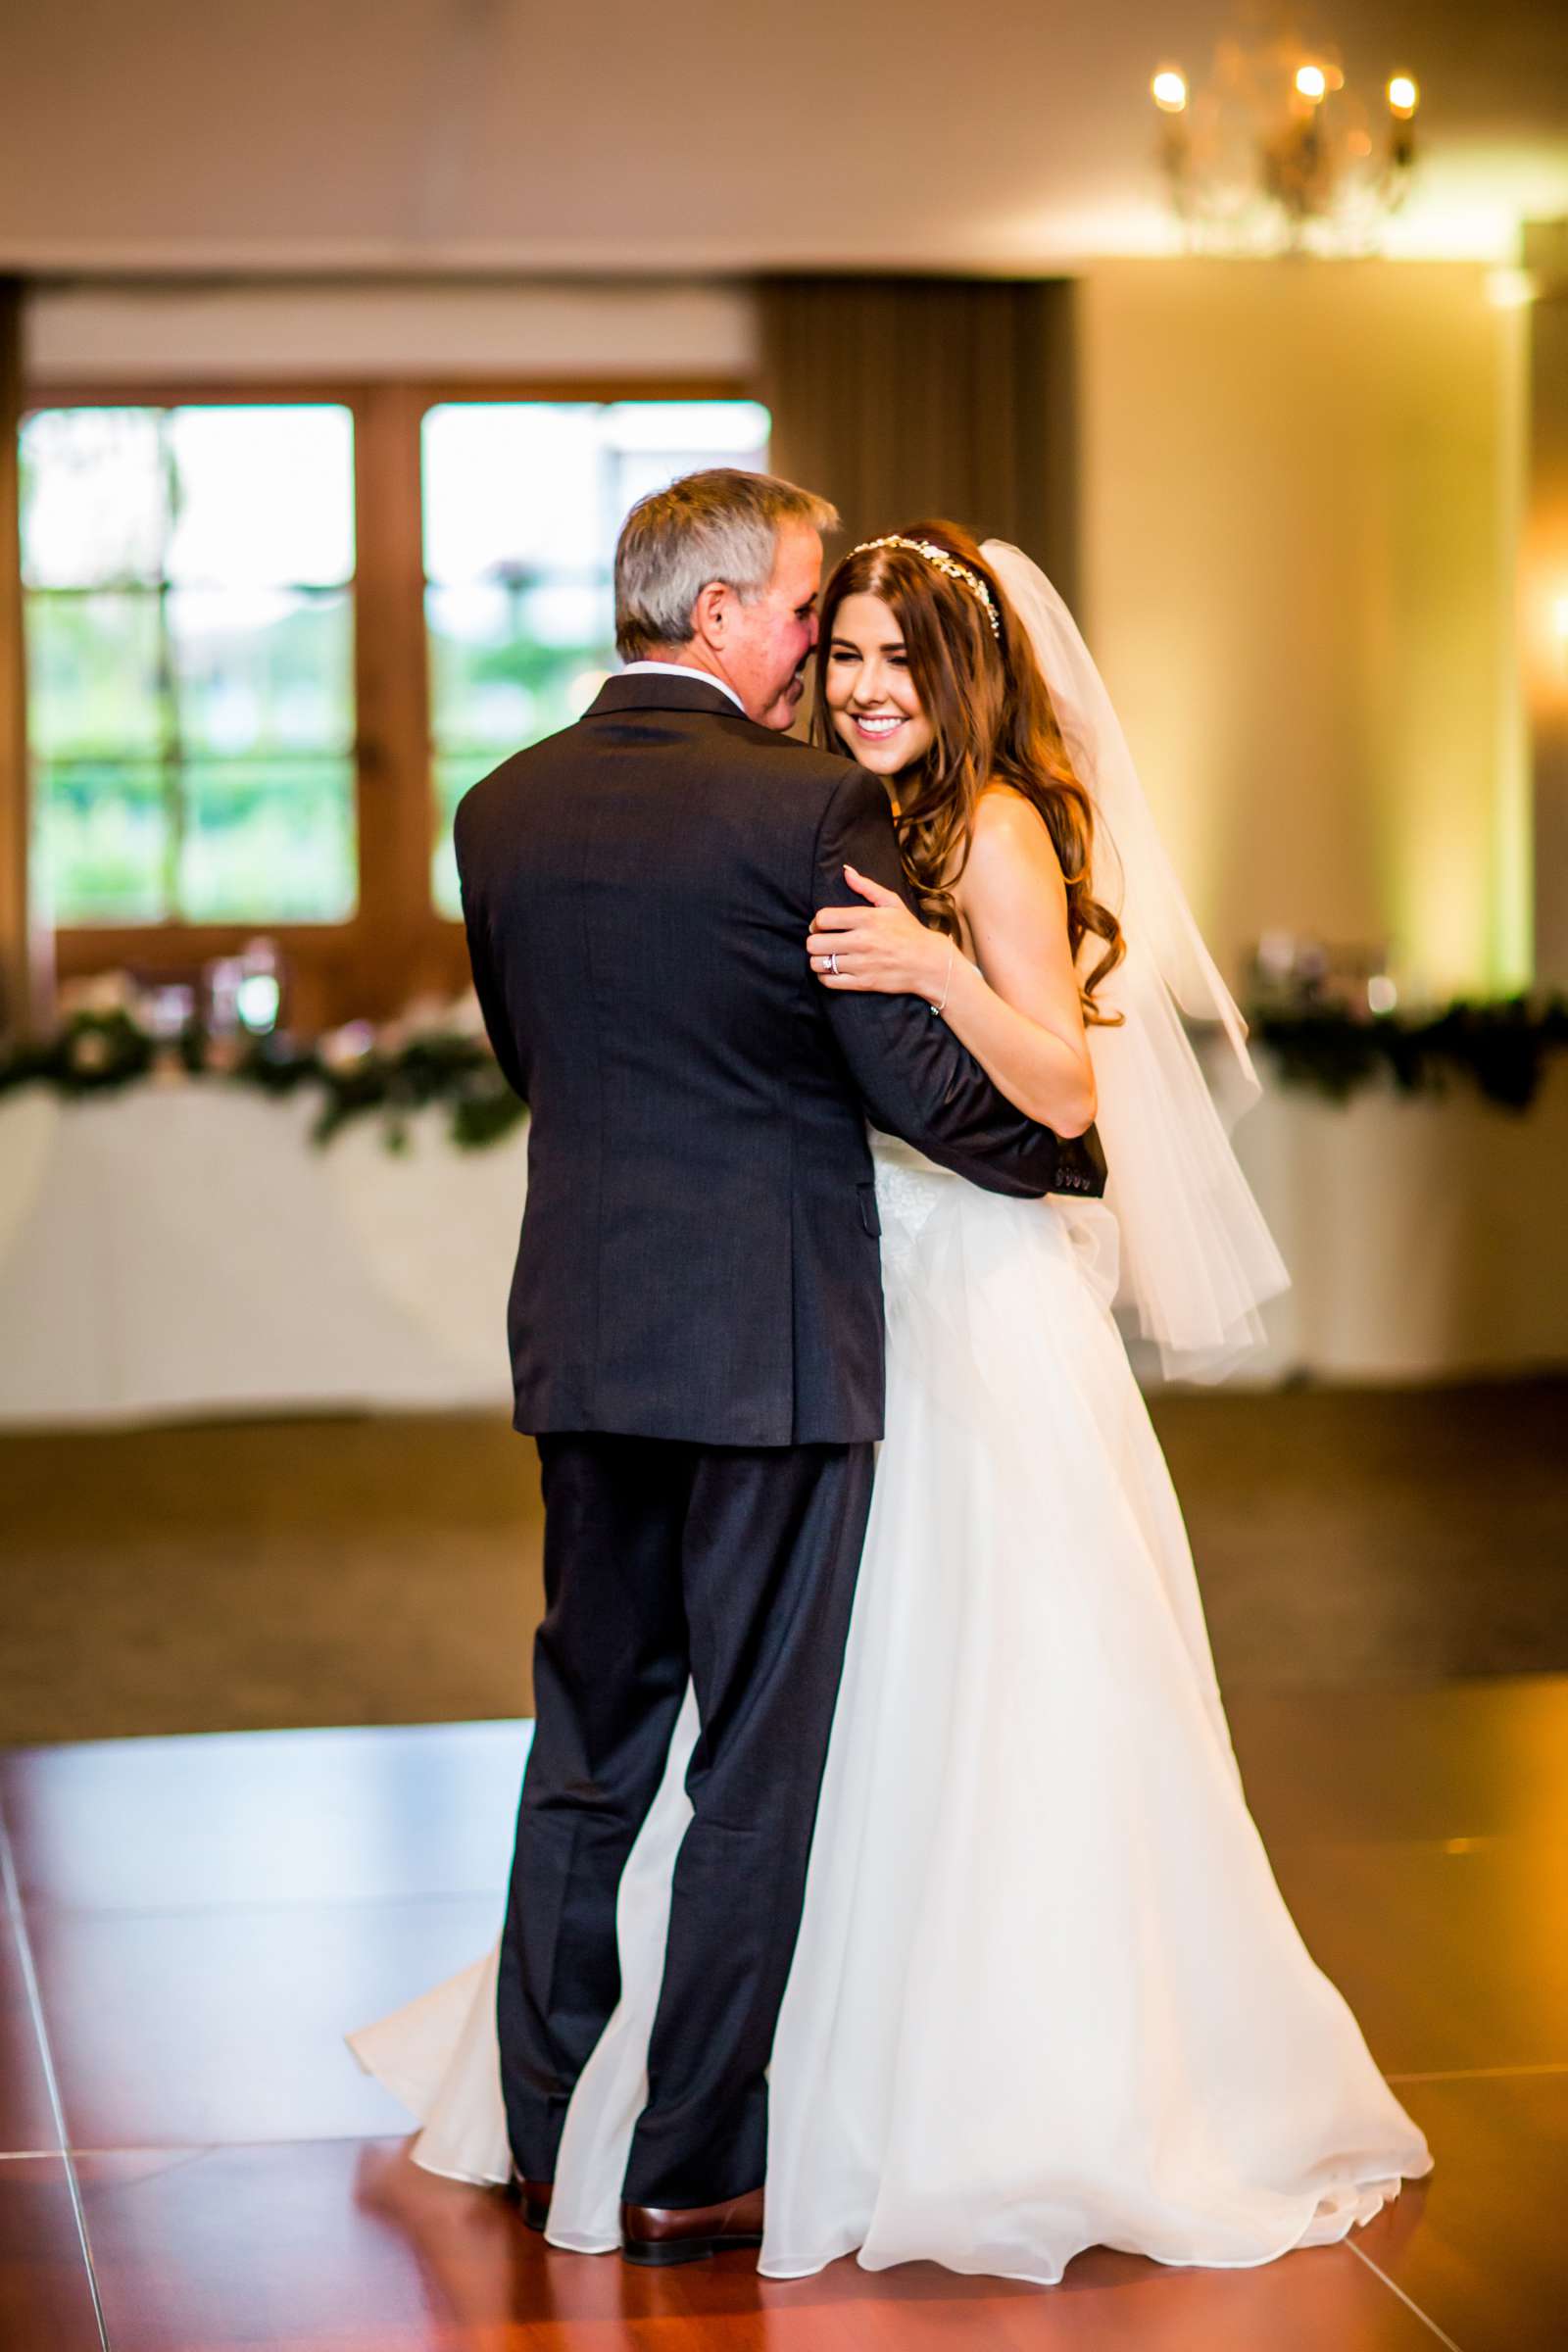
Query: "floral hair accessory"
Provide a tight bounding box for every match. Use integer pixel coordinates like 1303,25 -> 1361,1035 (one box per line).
850,536 -> 1003,640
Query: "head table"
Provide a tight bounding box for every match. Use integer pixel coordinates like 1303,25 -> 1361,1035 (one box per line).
0,1061 -> 1563,1428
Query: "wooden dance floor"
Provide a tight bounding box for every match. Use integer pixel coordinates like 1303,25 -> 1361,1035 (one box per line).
3,1677 -> 1564,2350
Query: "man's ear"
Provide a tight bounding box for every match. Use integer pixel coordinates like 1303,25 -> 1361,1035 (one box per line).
690,579 -> 728,650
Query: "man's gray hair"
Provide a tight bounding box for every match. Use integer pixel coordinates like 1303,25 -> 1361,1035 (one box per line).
614,467 -> 839,661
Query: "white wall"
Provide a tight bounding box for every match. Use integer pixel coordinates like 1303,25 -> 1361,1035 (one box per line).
24,279 -> 759,384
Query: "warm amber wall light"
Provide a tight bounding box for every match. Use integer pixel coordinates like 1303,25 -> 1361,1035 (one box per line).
1152,68 -> 1188,113
1296,64 -> 1328,103
1528,585 -> 1568,698
1486,268 -> 1539,310
1387,74 -> 1419,118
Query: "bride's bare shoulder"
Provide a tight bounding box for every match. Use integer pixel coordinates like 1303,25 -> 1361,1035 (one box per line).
963,784 -> 1067,896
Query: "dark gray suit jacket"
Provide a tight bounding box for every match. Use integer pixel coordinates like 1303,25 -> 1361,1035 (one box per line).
455,669 -> 1104,1446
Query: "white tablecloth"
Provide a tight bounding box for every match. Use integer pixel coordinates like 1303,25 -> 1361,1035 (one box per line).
1,1063 -> 1563,1428
1227,1057 -> 1568,1385
0,1084 -> 526,1427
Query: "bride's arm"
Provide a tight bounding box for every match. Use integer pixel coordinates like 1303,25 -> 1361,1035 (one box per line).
807,789 -> 1098,1138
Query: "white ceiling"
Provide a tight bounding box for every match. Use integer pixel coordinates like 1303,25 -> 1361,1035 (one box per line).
3,0 -> 1566,275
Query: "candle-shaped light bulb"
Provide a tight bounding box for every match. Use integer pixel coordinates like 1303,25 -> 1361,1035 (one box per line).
1296,64 -> 1328,103
1387,74 -> 1419,119
1152,68 -> 1188,113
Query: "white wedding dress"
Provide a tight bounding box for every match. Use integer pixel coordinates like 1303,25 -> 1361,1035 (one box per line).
351,1129 -> 1430,2284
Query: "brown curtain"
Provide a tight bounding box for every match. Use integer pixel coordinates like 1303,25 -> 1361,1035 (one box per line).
759,274 -> 1079,609
0,276 -> 36,1039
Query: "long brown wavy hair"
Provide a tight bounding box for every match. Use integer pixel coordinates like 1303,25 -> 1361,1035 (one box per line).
812,522 -> 1125,1022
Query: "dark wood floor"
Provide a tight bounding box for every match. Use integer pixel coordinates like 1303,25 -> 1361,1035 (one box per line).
3,1679 -> 1565,2349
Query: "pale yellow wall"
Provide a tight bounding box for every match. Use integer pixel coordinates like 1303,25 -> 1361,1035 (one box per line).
1076,260 -> 1529,1000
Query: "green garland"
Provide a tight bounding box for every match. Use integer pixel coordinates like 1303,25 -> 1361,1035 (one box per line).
0,1012 -> 527,1152
1250,996 -> 1568,1112
0,996 -> 1564,1144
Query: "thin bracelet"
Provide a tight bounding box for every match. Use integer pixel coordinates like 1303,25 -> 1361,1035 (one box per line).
929,942 -> 955,1017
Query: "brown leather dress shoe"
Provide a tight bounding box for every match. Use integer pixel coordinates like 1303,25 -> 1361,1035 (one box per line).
513,2175 -> 552,2232
620,2186 -> 765,2267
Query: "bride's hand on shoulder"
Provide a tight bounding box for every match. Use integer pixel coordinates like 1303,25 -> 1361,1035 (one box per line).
808,866 -> 948,1001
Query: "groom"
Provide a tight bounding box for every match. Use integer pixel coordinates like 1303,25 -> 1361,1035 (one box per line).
455,468 -> 1093,2266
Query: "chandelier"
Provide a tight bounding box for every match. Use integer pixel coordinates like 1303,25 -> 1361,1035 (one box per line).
1150,24 -> 1419,256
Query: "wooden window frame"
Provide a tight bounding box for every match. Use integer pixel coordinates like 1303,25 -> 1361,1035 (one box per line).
24,373 -> 748,1030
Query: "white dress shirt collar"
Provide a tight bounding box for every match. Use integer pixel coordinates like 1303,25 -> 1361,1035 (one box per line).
618,661 -> 747,716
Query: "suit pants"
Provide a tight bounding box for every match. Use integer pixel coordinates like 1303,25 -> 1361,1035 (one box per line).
498,1432 -> 874,2209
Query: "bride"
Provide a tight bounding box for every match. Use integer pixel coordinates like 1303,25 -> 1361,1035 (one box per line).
351,526 -> 1431,2284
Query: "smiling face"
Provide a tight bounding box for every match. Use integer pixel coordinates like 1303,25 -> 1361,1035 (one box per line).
823,592 -> 936,777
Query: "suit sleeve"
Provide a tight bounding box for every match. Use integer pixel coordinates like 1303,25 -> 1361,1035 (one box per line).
812,767 -> 1094,1200
455,802 -> 528,1104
